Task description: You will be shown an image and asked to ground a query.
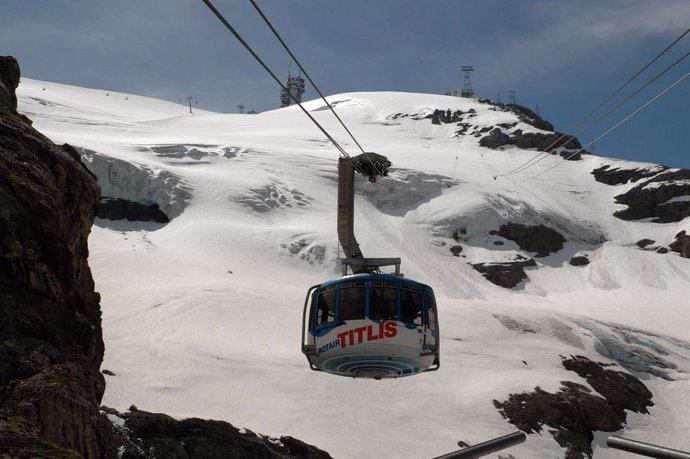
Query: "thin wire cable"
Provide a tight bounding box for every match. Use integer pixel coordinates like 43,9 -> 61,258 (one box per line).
581,50 -> 690,133
200,0 -> 352,160
502,26 -> 690,177
247,0 -> 408,194
585,26 -> 689,122
515,49 -> 690,178
248,0 -> 366,155
201,0 -> 399,198
247,0 -> 396,186
519,72 -> 690,182
496,26 -> 690,178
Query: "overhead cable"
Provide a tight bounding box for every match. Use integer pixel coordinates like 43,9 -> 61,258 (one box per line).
575,26 -> 690,131
248,0 -> 367,155
581,50 -> 690,133
496,25 -> 690,178
521,72 -> 690,182
513,52 -> 690,175
247,0 -> 396,185
200,0 -> 352,160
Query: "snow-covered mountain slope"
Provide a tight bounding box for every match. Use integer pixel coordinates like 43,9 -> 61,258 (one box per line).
17,78 -> 690,458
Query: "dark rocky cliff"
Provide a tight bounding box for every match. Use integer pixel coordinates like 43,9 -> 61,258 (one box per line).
0,57 -> 331,458
0,56 -> 109,458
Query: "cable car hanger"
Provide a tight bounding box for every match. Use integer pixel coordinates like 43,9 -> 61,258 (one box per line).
301,153 -> 440,379
200,0 -> 440,379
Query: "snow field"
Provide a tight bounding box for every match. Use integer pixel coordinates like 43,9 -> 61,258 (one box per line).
17,78 -> 690,458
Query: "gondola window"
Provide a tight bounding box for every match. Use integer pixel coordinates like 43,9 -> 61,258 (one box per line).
369,282 -> 398,321
400,286 -> 423,325
425,290 -> 438,344
316,286 -> 336,325
339,282 -> 366,321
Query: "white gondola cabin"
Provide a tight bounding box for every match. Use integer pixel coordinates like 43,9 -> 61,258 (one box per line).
302,273 -> 439,379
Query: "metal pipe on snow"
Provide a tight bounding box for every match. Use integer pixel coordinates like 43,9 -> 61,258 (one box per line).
433,431 -> 526,459
607,436 -> 690,459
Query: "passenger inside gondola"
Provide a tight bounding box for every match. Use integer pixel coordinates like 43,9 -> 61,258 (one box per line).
317,286 -> 336,325
400,286 -> 423,325
425,291 -> 437,341
369,282 -> 397,321
339,283 -> 366,321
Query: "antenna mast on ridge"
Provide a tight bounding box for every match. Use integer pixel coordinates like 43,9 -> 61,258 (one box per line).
461,65 -> 474,98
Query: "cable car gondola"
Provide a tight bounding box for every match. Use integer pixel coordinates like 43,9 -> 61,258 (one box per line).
301,153 -> 440,379
302,273 -> 439,379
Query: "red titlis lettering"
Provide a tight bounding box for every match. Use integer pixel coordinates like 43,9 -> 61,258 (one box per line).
336,321 -> 398,349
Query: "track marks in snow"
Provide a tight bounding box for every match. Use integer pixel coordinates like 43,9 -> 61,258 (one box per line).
118,230 -> 156,253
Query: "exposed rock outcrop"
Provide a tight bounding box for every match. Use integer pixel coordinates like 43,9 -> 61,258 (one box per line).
501,102 -> 554,132
0,56 -> 20,112
472,257 -> 537,288
105,407 -> 332,459
420,102 -> 555,137
426,108 -> 469,125
449,245 -> 463,256
591,164 -> 666,186
569,256 -> 590,266
613,169 -> 690,223
494,355 -> 653,459
490,223 -> 566,257
476,99 -> 554,131
0,56 -> 108,457
592,164 -> 690,224
480,128 -> 583,160
478,128 -> 510,149
670,231 -> 690,258
636,238 -> 655,249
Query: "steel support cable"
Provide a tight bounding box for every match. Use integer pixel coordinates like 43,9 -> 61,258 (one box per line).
247,0 -> 395,186
518,72 -> 690,183
501,26 -> 690,177
587,26 -> 690,121
512,49 -> 690,179
248,0 -> 366,155
496,26 -> 690,178
246,0 -> 402,192
581,50 -> 690,133
200,0 -> 353,161
201,0 -> 391,185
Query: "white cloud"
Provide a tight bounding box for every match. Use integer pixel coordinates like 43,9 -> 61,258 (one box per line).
472,0 -> 690,89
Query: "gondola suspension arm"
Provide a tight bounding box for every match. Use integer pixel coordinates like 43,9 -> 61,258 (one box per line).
337,153 -> 400,275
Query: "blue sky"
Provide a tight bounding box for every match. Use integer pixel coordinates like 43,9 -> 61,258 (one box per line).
2,0 -> 689,168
